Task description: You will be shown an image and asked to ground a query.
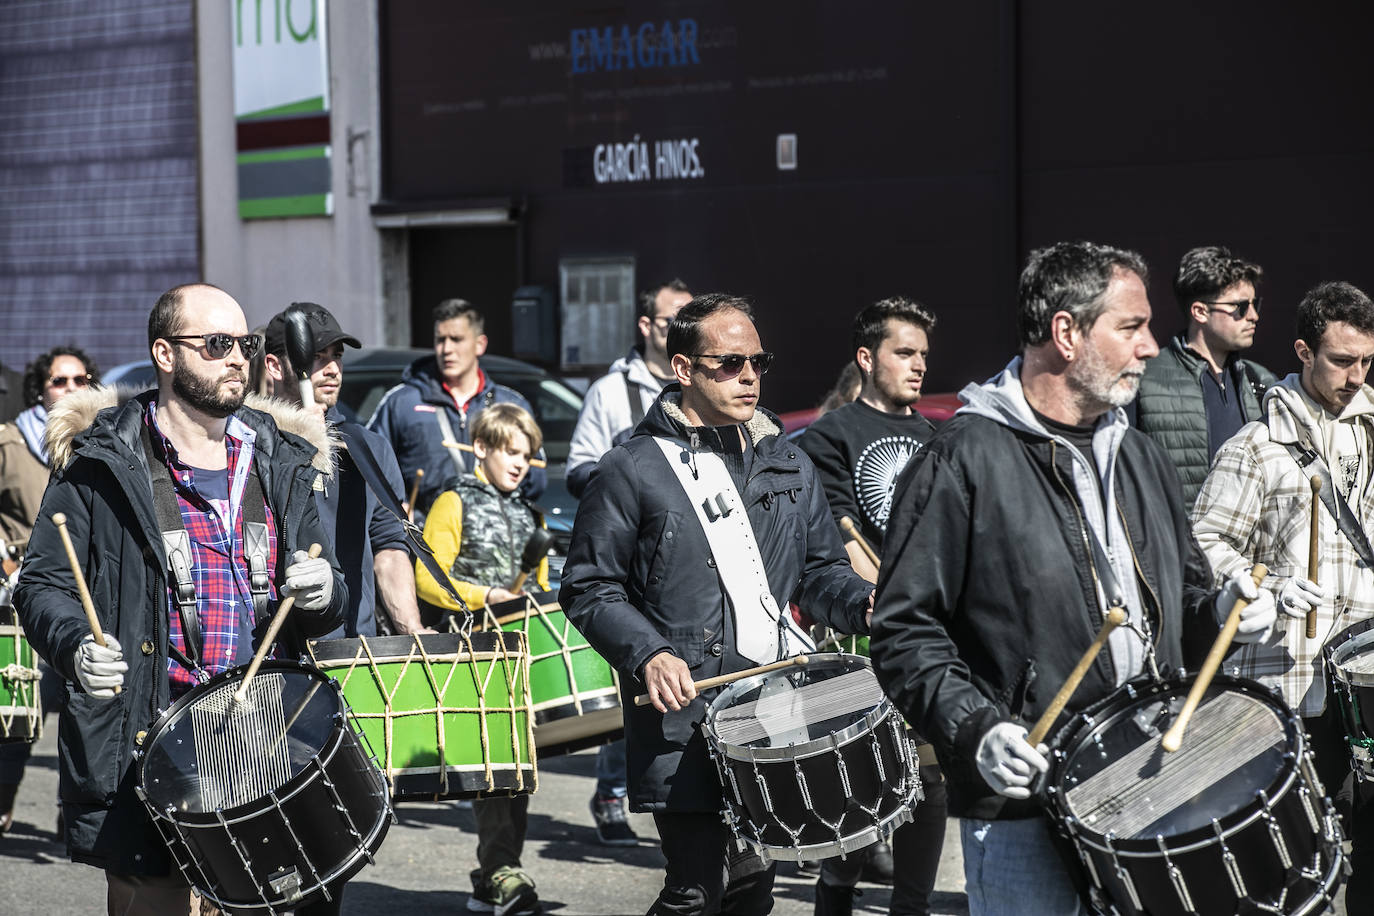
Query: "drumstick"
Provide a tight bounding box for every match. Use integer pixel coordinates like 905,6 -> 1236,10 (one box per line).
51,512 -> 120,695
1307,475 -> 1321,639
1161,563 -> 1268,752
441,440 -> 547,468
1026,607 -> 1126,746
406,468 -> 424,522
839,517 -> 881,569
633,654 -> 810,707
234,543 -> 323,704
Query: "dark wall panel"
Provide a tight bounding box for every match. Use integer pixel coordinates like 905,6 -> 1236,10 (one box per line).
0,0 -> 200,378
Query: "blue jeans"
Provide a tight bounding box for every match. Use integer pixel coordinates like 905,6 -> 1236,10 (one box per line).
595,738 -> 627,798
960,817 -> 1087,916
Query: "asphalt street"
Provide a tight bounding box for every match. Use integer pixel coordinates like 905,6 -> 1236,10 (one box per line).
0,727 -> 970,915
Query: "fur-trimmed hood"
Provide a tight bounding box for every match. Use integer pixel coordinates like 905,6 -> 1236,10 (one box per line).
655,385 -> 781,444
47,386 -> 336,475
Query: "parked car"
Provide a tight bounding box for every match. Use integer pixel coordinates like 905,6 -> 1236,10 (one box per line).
777,391 -> 962,439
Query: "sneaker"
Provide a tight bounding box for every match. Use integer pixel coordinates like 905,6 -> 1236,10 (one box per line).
468,866 -> 540,916
859,839 -> 894,884
589,793 -> 638,847
814,879 -> 861,916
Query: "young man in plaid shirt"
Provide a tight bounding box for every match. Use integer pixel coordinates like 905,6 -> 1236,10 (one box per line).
16,283 -> 346,915
1193,280 -> 1374,913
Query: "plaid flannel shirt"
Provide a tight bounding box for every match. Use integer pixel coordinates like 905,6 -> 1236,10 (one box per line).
1192,377 -> 1374,716
148,406 -> 279,698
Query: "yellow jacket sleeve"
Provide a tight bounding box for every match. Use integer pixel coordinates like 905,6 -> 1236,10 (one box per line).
415,490 -> 490,611
535,515 -> 551,593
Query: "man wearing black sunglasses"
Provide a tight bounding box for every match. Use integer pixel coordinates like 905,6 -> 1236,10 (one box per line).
562,293 -> 874,916
15,282 -> 346,915
1132,245 -> 1277,506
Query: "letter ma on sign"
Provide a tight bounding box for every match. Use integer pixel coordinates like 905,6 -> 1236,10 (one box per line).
570,19 -> 700,74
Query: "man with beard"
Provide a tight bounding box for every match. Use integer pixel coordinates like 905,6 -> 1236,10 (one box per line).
15,283 -> 346,914
263,303 -> 431,641
369,299 -> 544,519
1132,245 -> 1277,507
797,297 -> 947,916
870,242 -> 1276,915
565,277 -> 690,847
1192,281 -> 1374,913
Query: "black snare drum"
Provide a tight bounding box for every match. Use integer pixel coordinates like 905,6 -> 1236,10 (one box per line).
1044,674 -> 1344,916
1326,622 -> 1374,780
704,653 -> 921,862
136,661 -> 392,914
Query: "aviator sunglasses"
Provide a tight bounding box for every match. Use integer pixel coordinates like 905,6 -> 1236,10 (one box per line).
691,351 -> 775,377
164,333 -> 264,359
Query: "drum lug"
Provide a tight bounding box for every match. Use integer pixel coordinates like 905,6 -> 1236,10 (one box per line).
1103,832 -> 1141,912
1258,790 -> 1293,870
1156,835 -> 1198,914
267,867 -> 303,904
1211,817 -> 1248,899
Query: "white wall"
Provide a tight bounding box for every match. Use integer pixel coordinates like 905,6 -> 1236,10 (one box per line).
197,0 -> 396,343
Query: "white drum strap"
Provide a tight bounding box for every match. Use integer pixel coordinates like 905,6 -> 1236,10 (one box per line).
653,436 -> 814,664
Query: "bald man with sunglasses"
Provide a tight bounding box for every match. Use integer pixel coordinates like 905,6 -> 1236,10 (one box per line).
561,293 -> 873,916
15,282 -> 346,914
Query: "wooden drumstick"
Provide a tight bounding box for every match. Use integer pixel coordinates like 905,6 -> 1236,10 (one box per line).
1161,563 -> 1268,752
51,512 -> 120,695
234,543 -> 323,704
839,517 -> 881,569
1027,607 -> 1127,747
1307,475 -> 1322,639
405,468 -> 424,522
439,439 -> 546,469
634,654 -> 810,707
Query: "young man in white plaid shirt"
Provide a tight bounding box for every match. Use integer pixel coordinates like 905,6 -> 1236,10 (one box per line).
1193,279 -> 1374,912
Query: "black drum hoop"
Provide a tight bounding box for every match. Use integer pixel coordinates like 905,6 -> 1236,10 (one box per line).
308,630 -> 521,665
1045,673 -> 1308,857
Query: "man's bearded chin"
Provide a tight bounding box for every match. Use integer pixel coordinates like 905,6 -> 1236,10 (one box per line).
172,358 -> 247,419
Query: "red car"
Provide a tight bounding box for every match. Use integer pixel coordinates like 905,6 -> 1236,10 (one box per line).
776,391 -> 961,438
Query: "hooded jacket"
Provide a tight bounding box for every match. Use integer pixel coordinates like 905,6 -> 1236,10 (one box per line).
14,388 -> 346,875
870,359 -> 1219,820
1133,335 -> 1276,507
1193,375 -> 1374,716
559,385 -> 872,812
367,355 -> 545,513
566,348 -> 668,498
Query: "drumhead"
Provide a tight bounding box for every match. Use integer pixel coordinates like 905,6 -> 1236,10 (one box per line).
1057,680 -> 1291,841
705,654 -> 885,754
140,661 -> 343,815
1330,625 -> 1374,687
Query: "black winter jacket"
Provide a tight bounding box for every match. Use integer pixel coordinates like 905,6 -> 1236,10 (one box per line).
870,392 -> 1220,821
15,389 -> 346,875
560,387 -> 872,813
1132,335 -> 1276,507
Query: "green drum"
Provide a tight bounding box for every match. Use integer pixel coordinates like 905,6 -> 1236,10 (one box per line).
486,591 -> 623,758
0,605 -> 42,743
308,631 -> 536,800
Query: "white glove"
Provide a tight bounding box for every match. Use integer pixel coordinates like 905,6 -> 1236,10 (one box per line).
1276,577 -> 1331,618
1216,571 -> 1279,644
283,550 -> 333,612
975,721 -> 1049,799
73,634 -> 126,698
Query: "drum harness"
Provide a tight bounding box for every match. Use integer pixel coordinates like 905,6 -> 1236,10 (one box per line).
335,422 -> 474,637
1081,514 -> 1162,684
1287,442 -> 1374,570
143,427 -> 270,684
653,435 -> 814,666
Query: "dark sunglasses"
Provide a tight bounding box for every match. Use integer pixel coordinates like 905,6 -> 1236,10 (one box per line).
165,333 -> 264,359
691,351 -> 775,376
48,374 -> 91,388
1204,298 -> 1262,319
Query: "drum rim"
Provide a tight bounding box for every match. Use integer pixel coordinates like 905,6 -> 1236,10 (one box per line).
307,630 -> 522,665
1329,626 -> 1374,687
481,589 -> 561,628
731,788 -> 919,862
1045,673 -> 1306,853
703,654 -> 891,761
137,659 -> 347,816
